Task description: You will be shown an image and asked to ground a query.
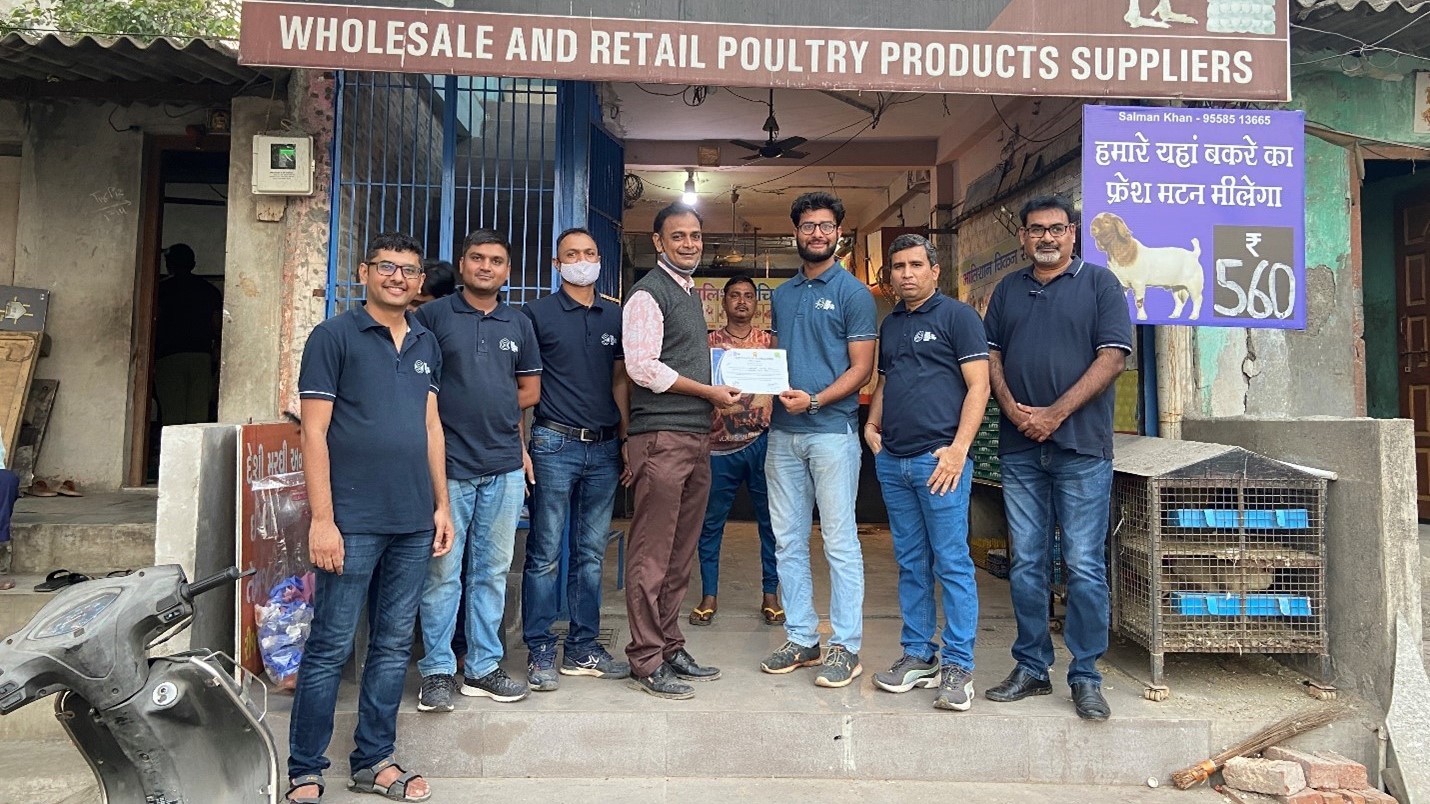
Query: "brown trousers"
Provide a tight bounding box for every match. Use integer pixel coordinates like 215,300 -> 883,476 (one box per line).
623,430 -> 712,678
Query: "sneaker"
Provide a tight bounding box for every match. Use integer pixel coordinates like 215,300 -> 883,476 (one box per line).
872,654 -> 939,693
760,641 -> 822,674
460,668 -> 530,702
527,649 -> 559,692
814,645 -> 863,688
934,665 -> 975,711
560,645 -> 632,679
416,673 -> 455,712
629,662 -> 695,700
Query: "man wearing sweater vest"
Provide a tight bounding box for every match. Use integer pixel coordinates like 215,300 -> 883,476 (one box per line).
622,203 -> 741,700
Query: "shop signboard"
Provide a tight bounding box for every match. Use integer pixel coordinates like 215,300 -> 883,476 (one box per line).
1081,104 -> 1306,330
957,236 -> 1024,317
240,0 -> 1289,102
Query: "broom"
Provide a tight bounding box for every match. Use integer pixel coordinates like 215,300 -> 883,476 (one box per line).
1170,706 -> 1345,790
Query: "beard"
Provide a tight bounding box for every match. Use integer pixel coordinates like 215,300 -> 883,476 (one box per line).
1031,249 -> 1064,266
797,240 -> 837,264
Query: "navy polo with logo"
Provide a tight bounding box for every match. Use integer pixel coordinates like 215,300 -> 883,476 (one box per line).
982,259 -> 1134,460
878,291 -> 989,457
415,292 -> 542,480
298,304 -> 441,534
521,288 -> 623,432
770,263 -> 878,434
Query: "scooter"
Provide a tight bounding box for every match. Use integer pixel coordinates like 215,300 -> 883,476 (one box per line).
0,564 -> 278,803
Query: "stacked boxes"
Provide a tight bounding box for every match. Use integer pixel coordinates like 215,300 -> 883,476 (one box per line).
971,398 -> 1002,483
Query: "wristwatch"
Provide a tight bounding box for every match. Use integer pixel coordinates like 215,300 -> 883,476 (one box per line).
807,394 -> 821,415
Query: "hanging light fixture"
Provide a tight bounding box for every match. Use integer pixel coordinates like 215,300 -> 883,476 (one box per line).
681,168 -> 698,206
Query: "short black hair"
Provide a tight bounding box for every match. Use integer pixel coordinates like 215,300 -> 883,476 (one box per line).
652,203 -> 703,236
1018,195 -> 1078,227
789,192 -> 845,226
420,259 -> 457,298
723,273 -> 756,294
460,228 -> 512,260
555,227 -> 596,256
887,233 -> 937,266
164,243 -> 196,273
364,232 -> 423,264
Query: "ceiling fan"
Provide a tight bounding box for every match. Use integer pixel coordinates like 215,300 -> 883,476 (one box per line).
729,88 -> 809,161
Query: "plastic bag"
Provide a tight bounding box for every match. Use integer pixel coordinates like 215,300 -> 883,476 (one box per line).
245,471 -> 313,687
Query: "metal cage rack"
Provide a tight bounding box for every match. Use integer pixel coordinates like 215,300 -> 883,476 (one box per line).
1109,435 -> 1330,700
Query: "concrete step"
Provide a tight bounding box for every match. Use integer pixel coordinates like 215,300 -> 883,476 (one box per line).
9,522 -> 155,576
316,777 -> 1226,803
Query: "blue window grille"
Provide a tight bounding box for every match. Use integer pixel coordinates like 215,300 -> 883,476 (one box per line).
327,72 -> 561,314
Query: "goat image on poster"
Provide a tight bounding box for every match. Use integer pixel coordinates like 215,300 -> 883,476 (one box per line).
1089,211 -> 1205,322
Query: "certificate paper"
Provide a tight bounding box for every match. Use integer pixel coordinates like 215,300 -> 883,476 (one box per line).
711,348 -> 789,395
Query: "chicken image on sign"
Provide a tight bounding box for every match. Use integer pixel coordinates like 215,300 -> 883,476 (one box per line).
1081,104 -> 1305,330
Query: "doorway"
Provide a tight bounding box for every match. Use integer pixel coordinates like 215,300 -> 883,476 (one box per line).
128,137 -> 230,486
1396,189 -> 1430,519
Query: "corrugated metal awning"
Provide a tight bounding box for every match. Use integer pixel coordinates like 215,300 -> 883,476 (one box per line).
1292,0 -> 1430,56
0,32 -> 267,86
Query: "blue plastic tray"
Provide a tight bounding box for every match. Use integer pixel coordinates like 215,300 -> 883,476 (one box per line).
1170,592 -> 1312,617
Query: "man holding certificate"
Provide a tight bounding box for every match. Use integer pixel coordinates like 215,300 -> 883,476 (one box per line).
622,203 -> 741,700
864,234 -> 989,711
760,192 -> 877,689
690,274 -> 783,628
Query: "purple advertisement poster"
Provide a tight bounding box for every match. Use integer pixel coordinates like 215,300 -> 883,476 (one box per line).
1081,105 -> 1305,329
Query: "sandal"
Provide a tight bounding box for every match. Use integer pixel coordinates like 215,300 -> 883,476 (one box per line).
34,569 -> 91,592
26,480 -> 58,497
56,480 -> 83,497
687,607 -> 715,626
285,774 -> 324,803
349,757 -> 431,802
761,606 -> 786,626
0,575 -> 14,591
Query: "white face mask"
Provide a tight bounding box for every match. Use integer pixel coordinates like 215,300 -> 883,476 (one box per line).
558,260 -> 601,287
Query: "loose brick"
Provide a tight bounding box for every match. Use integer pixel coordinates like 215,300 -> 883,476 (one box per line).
1337,790 -> 1367,804
1220,787 -> 1281,804
1225,757 -> 1309,796
1350,789 -> 1398,804
1265,745 -> 1343,790
1313,751 -> 1370,790
1275,789 -> 1327,804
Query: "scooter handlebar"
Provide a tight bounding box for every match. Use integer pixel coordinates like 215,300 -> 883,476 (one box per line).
181,567 -> 252,601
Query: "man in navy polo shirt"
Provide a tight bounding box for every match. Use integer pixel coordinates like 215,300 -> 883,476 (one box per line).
982,195 -> 1133,722
864,234 -> 989,711
759,192 -> 877,689
519,227 -> 632,692
413,228 -> 542,713
289,232 -> 451,804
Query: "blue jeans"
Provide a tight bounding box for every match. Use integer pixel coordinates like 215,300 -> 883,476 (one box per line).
522,426 -> 621,657
1000,444 -> 1113,685
417,470 -> 524,679
875,450 -> 978,671
698,432 -> 778,598
288,530 -> 431,780
765,429 -> 864,653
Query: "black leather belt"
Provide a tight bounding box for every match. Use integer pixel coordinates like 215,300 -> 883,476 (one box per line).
535,419 -> 619,443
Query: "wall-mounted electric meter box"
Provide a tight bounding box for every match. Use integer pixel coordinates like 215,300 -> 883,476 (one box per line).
252,134 -> 314,195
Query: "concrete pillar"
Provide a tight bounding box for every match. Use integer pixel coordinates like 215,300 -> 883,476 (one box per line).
217,98 -> 287,424
154,423 -> 240,654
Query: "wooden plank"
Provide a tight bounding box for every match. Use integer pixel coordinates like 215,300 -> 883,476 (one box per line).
0,332 -> 40,461
10,378 -> 57,487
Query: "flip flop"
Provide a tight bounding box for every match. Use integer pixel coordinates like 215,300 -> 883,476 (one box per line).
34,569 -> 91,592
26,480 -> 58,497
762,606 -> 786,626
56,480 -> 83,498
688,607 -> 716,626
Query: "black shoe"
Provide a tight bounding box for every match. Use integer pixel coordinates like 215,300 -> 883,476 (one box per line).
984,667 -> 1053,702
629,662 -> 695,700
665,648 -> 721,681
1071,681 -> 1111,721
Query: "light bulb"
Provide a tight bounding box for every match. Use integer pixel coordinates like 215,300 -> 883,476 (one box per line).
682,169 -> 697,206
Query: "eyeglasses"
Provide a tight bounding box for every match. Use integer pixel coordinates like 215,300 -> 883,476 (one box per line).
1021,224 -> 1072,238
797,221 -> 839,235
368,260 -> 422,278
